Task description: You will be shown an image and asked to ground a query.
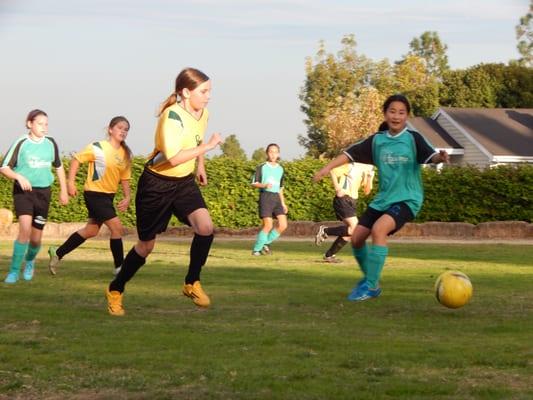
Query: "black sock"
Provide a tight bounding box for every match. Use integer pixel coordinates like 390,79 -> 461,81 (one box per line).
56,232 -> 86,259
324,225 -> 349,237
109,247 -> 146,293
325,237 -> 348,258
185,234 -> 214,284
109,238 -> 124,269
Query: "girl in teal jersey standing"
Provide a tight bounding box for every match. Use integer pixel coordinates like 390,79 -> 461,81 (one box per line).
251,143 -> 288,255
1,110 -> 68,283
314,95 -> 449,301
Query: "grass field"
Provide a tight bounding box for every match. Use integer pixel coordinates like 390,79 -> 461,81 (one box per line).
1,239 -> 532,400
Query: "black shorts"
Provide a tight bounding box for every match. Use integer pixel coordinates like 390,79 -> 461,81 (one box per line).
333,195 -> 357,220
258,191 -> 285,219
358,202 -> 414,235
13,184 -> 51,230
135,168 -> 207,241
84,191 -> 117,223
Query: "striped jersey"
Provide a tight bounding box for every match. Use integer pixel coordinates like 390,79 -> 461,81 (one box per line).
344,128 -> 437,216
146,103 -> 208,178
1,135 -> 61,188
74,140 -> 131,193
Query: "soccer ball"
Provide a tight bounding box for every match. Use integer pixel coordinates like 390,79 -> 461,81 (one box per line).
434,271 -> 473,309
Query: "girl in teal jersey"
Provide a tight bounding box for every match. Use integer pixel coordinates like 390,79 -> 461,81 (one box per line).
1,110 -> 68,283
251,143 -> 288,255
314,95 -> 449,301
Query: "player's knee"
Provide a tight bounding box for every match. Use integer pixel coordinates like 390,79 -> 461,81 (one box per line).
195,223 -> 214,236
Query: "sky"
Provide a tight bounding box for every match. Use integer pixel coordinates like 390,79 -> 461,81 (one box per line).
0,0 -> 528,160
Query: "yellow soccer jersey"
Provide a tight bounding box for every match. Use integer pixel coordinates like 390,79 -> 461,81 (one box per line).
75,140 -> 131,193
332,162 -> 374,199
146,103 -> 208,178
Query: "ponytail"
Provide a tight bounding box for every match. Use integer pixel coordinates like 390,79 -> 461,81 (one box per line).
157,68 -> 210,116
157,92 -> 178,117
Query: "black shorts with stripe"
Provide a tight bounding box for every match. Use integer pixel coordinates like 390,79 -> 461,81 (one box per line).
13,184 -> 51,230
358,202 -> 415,235
333,195 -> 357,220
84,191 -> 116,223
258,191 -> 285,219
135,168 -> 207,241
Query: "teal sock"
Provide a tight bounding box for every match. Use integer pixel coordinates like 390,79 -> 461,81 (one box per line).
253,231 -> 269,252
366,245 -> 389,289
352,244 -> 369,275
265,229 -> 280,245
9,241 -> 29,274
25,244 -> 41,262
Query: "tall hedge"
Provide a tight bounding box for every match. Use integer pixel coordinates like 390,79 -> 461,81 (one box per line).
0,157 -> 531,227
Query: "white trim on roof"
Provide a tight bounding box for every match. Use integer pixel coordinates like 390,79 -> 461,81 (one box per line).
436,108 -> 493,159
492,156 -> 533,163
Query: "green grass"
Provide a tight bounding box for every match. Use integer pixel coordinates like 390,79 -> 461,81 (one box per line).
1,239 -> 532,399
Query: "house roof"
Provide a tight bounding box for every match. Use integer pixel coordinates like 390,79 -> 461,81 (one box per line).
408,117 -> 462,149
441,107 -> 533,157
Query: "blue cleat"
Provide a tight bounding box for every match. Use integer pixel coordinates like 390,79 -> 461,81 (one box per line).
347,281 -> 382,302
23,260 -> 35,281
4,271 -> 19,284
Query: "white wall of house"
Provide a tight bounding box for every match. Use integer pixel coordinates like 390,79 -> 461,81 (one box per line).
435,113 -> 491,168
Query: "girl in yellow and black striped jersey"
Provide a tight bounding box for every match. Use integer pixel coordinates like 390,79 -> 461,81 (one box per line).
106,68 -> 223,316
48,116 -> 132,276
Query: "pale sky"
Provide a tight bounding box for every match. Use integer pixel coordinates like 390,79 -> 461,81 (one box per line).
0,0 -> 527,160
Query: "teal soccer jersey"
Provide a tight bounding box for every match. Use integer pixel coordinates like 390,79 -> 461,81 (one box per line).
344,128 -> 437,216
1,135 -> 62,188
252,162 -> 285,193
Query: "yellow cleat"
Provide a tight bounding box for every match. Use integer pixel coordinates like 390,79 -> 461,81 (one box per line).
182,281 -> 211,308
106,289 -> 125,316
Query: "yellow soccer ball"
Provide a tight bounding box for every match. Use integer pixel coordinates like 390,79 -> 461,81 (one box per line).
435,271 -> 473,309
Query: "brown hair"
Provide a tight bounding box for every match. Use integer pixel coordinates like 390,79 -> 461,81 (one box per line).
26,109 -> 47,128
265,143 -> 280,161
108,116 -> 133,164
157,68 -> 210,116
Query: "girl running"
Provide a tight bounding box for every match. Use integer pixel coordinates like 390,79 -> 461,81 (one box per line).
251,143 -> 288,256
106,68 -> 223,316
48,116 -> 132,276
314,94 -> 449,301
1,110 -> 68,283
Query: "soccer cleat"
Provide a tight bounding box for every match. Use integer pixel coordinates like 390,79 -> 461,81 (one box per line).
106,289 -> 125,316
4,271 -> 19,284
347,281 -> 382,302
48,246 -> 60,275
323,255 -> 342,263
23,260 -> 35,281
182,281 -> 210,308
315,225 -> 328,246
261,244 -> 271,255
251,251 -> 262,256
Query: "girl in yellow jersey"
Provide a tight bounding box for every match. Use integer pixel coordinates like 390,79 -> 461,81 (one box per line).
106,68 -> 223,316
48,116 -> 132,276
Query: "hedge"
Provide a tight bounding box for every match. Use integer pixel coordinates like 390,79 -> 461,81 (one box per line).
0,157 -> 531,227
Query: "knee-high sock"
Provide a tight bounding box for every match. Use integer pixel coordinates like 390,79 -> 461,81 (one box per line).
109,238 -> 124,269
325,237 -> 347,257
366,245 -> 388,289
109,247 -> 146,293
325,225 -> 349,237
253,230 -> 269,252
25,243 -> 41,262
56,232 -> 86,259
265,229 -> 280,245
9,241 -> 28,273
352,244 -> 369,275
185,234 -> 214,284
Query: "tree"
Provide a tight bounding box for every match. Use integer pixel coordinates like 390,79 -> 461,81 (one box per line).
394,55 -> 440,116
439,67 -> 497,108
299,35 -> 372,157
516,0 -> 533,67
219,134 -> 246,160
407,31 -> 449,79
321,88 -> 383,157
251,147 -> 266,163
